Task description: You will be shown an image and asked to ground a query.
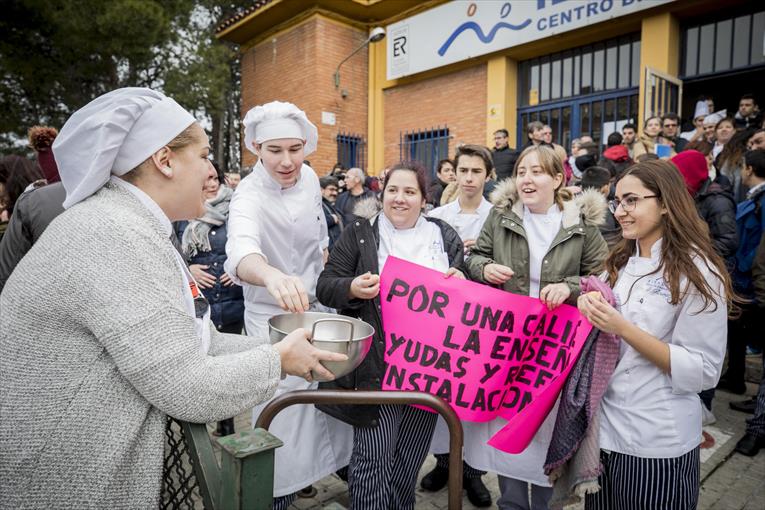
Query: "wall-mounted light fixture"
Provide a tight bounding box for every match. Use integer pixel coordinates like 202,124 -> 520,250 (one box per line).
334,27 -> 386,96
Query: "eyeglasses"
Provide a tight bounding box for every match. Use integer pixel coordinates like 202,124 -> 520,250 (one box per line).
608,194 -> 658,214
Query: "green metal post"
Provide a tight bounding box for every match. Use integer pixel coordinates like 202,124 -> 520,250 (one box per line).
217,428 -> 283,510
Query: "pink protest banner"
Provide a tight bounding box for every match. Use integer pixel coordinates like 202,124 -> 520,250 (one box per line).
380,256 -> 592,454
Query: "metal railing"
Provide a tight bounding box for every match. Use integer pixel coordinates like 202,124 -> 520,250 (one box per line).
256,389 -> 464,510
337,132 -> 366,171
399,126 -> 450,180
176,389 -> 465,509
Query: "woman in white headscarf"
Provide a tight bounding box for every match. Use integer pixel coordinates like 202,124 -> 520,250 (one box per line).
225,101 -> 354,509
0,88 -> 345,508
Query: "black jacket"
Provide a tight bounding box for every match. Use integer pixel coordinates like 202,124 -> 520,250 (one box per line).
427,178 -> 449,206
0,182 -> 65,293
174,220 -> 244,331
316,214 -> 464,428
492,146 -> 518,182
322,198 -> 343,250
695,179 -> 738,269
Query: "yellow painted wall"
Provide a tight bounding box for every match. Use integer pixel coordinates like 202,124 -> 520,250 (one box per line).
638,12 -> 680,130
486,56 -> 518,147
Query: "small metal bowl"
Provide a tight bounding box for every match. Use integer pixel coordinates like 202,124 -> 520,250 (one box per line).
268,312 -> 375,381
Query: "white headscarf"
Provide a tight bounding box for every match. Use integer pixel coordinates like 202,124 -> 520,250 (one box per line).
242,101 -> 318,156
53,87 -> 195,208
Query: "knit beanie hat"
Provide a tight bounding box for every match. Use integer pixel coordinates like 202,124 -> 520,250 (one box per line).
28,126 -> 60,183
671,150 -> 708,196
602,145 -> 630,163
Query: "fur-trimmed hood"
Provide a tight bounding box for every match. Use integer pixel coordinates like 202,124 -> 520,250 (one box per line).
489,178 -> 606,228
352,196 -> 382,220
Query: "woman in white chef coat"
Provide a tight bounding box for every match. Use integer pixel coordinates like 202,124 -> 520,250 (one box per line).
577,160 -> 732,509
224,101 -> 353,509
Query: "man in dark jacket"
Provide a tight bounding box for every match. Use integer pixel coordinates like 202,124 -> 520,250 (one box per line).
661,112 -> 688,153
491,129 -> 518,181
719,150 -> 765,398
734,94 -> 763,130
320,175 -> 343,250
335,167 -> 375,225
0,181 -> 65,292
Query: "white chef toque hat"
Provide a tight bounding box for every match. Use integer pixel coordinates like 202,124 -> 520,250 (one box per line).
53,87 -> 196,209
693,100 -> 710,120
703,110 -> 728,126
242,101 -> 318,156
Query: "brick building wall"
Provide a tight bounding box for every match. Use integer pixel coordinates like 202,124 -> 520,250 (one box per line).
240,16 -> 368,175
382,64 -> 487,171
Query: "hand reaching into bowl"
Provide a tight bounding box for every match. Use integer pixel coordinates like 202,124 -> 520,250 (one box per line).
273,328 -> 348,381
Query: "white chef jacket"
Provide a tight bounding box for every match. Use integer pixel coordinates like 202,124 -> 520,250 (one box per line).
524,204 -> 563,298
428,197 -> 492,244
224,161 -> 351,497
599,238 -> 727,458
225,160 -> 329,332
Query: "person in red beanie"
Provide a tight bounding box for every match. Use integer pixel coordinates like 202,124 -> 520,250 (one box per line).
671,149 -> 738,425
28,126 -> 60,183
671,150 -> 737,267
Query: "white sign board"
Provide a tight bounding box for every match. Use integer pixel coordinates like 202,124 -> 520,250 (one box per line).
387,0 -> 675,80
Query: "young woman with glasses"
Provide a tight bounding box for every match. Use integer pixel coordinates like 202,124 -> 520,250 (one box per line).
578,159 -> 734,509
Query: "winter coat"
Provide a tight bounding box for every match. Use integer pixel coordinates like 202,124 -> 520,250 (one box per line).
316,198 -> 464,428
335,188 -> 375,226
175,220 -> 244,331
492,146 -> 519,181
0,181 -> 65,293
427,177 -> 449,207
322,198 -> 343,250
694,179 -> 738,269
466,180 -> 608,302
734,184 -> 765,300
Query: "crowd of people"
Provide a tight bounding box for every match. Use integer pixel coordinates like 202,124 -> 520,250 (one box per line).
0,87 -> 763,510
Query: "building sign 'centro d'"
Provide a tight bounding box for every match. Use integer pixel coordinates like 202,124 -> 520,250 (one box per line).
387,0 -> 675,80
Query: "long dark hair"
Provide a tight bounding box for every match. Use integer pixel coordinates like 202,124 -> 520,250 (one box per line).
606,160 -> 734,314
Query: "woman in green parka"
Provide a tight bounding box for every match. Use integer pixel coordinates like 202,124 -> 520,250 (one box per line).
464,143 -> 608,510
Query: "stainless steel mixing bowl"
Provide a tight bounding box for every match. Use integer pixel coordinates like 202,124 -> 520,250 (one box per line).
268,312 -> 375,381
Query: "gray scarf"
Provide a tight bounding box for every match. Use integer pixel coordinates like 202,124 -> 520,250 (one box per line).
181,185 -> 233,258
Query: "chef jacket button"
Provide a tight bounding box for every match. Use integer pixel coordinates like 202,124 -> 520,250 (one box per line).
213,262 -> 218,267
360,239 -> 365,244
355,221 -> 360,226
510,222 -> 515,227
544,260 -> 549,264
217,324 -> 222,329
211,230 -> 216,236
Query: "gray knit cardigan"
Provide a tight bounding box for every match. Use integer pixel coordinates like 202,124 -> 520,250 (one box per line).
0,183 -> 281,508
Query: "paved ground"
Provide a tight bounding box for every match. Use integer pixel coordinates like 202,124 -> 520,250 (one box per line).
219,354 -> 764,509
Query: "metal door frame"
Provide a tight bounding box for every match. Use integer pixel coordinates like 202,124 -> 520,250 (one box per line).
516,88 -> 638,148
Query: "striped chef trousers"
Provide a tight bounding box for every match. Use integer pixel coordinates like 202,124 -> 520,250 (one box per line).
585,447 -> 700,510
348,404 -> 438,509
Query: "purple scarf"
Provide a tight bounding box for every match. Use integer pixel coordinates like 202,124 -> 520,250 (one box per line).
544,275 -> 621,509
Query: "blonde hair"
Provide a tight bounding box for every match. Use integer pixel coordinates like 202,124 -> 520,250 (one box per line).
513,144 -> 572,207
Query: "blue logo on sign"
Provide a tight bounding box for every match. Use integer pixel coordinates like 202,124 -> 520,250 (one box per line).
438,3 -> 531,57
